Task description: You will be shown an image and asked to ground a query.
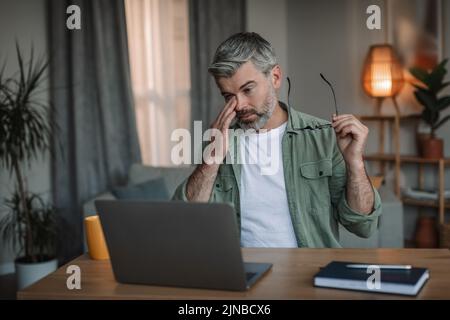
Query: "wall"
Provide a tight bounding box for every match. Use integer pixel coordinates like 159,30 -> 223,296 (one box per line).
0,0 -> 50,274
246,0 -> 289,101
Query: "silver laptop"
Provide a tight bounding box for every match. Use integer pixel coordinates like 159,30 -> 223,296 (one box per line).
95,200 -> 272,291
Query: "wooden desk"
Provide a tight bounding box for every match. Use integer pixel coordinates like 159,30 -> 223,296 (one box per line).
18,248 -> 450,300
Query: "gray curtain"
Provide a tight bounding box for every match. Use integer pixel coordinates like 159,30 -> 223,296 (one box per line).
48,0 -> 141,262
189,0 -> 246,129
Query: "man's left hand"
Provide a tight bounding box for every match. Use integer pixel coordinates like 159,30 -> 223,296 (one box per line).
331,114 -> 368,169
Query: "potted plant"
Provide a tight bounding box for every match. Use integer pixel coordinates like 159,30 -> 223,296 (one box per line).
409,59 -> 450,159
0,44 -> 58,290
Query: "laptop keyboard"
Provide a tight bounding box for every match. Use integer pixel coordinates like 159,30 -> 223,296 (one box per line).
246,272 -> 257,281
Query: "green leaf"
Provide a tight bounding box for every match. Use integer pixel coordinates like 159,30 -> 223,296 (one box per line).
428,69 -> 446,93
414,89 -> 437,110
422,108 -> 439,126
428,59 -> 448,93
410,67 -> 429,85
437,58 -> 448,70
411,83 -> 424,90
436,96 -> 450,111
436,81 -> 450,93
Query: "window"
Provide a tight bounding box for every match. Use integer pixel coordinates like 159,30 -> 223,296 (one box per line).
125,0 -> 191,166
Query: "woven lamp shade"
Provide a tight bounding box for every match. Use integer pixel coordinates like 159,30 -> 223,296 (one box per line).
362,44 -> 404,98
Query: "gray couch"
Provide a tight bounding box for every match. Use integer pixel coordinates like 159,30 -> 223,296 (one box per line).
83,163 -> 403,249
83,163 -> 195,218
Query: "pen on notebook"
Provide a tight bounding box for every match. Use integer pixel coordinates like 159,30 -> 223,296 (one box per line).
346,264 -> 412,270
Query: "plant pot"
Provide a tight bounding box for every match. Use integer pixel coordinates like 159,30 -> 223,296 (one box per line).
440,223 -> 450,249
416,132 -> 431,155
15,257 -> 58,290
419,136 -> 444,159
414,216 -> 438,248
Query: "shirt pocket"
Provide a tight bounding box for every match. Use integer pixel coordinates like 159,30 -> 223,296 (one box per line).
299,159 -> 332,209
212,175 -> 235,204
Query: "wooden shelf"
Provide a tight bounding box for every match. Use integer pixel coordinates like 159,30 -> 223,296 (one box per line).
359,111 -> 449,220
364,153 -> 450,165
402,197 -> 450,209
358,114 -> 421,121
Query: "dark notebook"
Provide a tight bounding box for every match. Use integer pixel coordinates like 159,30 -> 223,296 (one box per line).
314,261 -> 429,296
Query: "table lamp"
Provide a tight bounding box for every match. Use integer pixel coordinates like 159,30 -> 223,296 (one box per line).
362,44 -> 404,100
361,44 -> 405,196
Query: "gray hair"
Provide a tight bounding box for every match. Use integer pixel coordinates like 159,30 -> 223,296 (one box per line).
208,32 -> 278,78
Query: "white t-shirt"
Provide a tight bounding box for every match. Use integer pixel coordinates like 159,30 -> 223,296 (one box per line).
239,121 -> 298,248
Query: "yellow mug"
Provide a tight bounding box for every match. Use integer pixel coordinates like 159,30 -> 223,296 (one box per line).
84,215 -> 110,260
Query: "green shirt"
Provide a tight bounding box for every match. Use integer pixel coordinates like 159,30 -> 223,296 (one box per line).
172,103 -> 382,248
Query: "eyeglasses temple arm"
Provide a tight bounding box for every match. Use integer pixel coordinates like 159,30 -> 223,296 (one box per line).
320,73 -> 339,116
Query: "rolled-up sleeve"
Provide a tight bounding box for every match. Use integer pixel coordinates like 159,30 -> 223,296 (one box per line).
329,140 -> 383,238
337,184 -> 382,238
171,174 -> 216,203
172,178 -> 189,201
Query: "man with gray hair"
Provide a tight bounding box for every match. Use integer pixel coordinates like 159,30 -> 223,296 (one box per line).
173,32 -> 382,248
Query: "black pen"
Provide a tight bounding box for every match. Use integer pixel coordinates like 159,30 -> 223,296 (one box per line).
346,264 -> 412,270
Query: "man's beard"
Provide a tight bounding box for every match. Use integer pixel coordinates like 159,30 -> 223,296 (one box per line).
236,84 -> 277,131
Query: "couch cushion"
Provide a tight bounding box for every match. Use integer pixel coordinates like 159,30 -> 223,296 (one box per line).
128,164 -> 195,197
112,177 -> 169,200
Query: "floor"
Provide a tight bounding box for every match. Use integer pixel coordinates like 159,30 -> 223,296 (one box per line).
0,273 -> 17,300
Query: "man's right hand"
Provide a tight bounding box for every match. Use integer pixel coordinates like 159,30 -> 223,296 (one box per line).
185,97 -> 237,202
204,97 -> 237,166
